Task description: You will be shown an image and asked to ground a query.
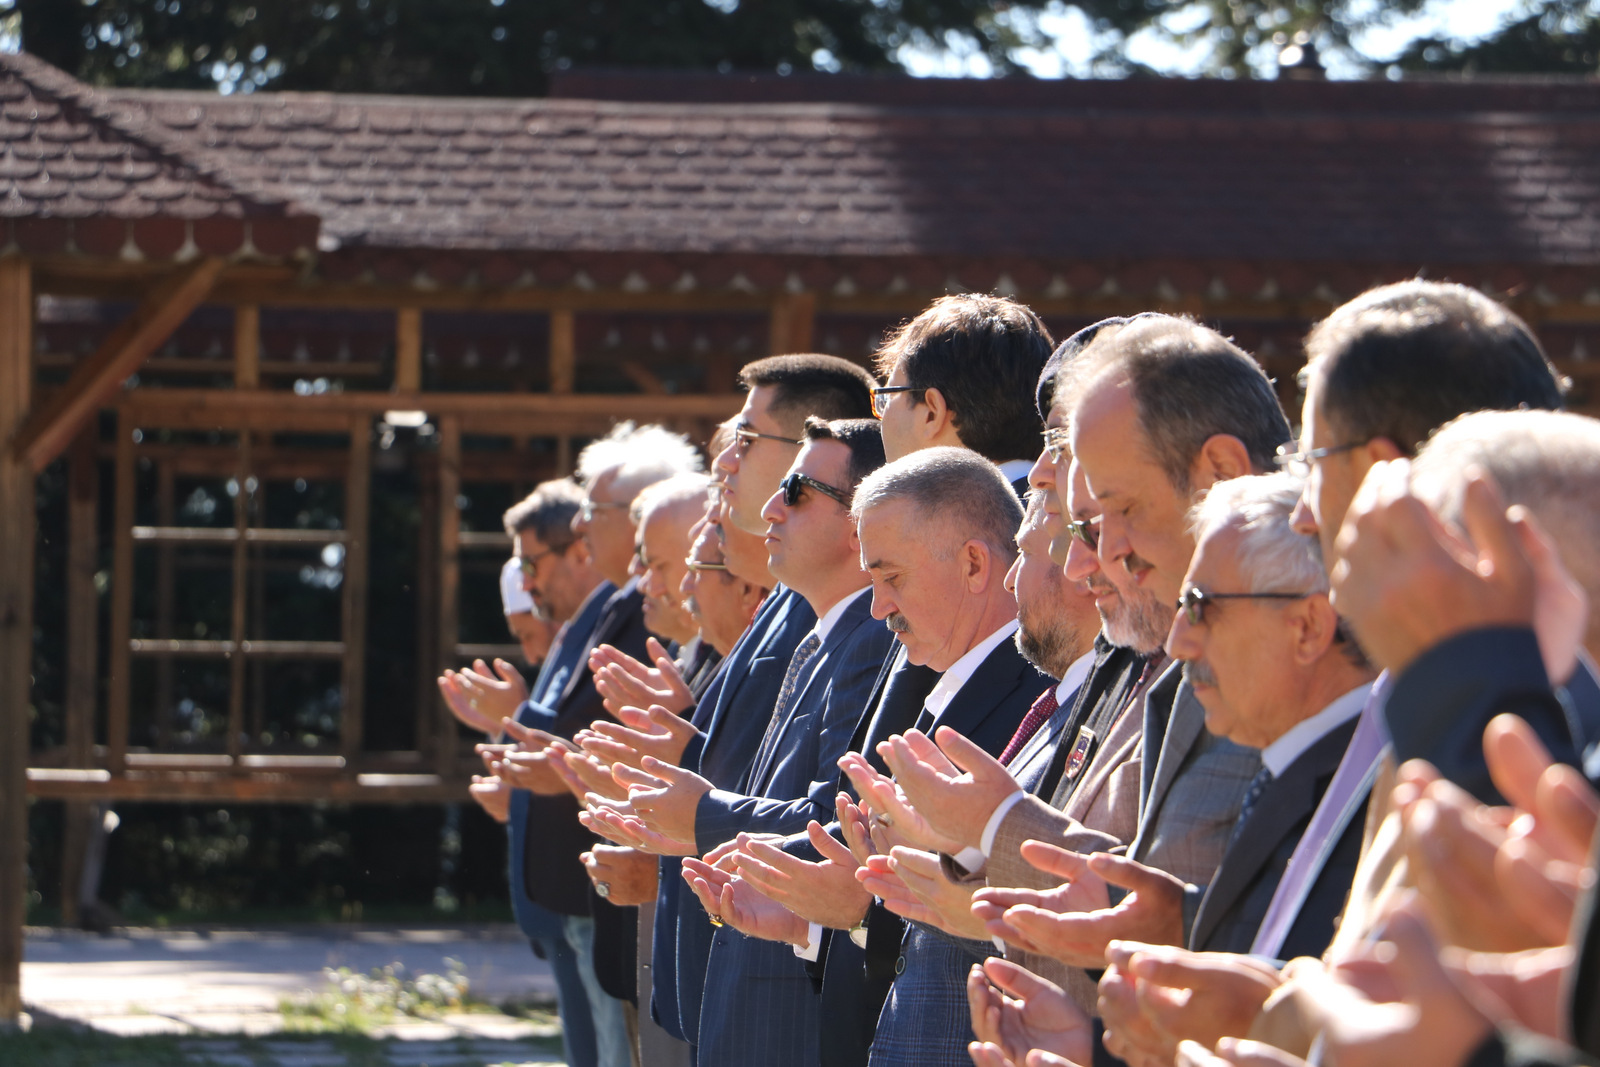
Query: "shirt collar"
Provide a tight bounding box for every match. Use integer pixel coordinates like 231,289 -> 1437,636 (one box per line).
1054,648 -> 1097,706
923,618 -> 1022,721
811,585 -> 871,644
1260,681 -> 1373,778
996,459 -> 1033,486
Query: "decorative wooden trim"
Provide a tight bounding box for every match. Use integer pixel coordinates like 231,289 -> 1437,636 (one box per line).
549,309 -> 576,394
12,257 -> 225,472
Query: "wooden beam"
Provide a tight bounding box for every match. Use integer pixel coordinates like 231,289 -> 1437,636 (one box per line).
340,415 -> 370,763
233,305 -> 260,390
226,435 -> 253,767
435,416 -> 462,775
549,309 -> 576,394
60,430 -> 100,928
0,257 -> 32,1024
11,257 -> 224,472
121,388 -> 741,420
25,770 -> 473,804
106,411 -> 135,777
395,308 -> 422,392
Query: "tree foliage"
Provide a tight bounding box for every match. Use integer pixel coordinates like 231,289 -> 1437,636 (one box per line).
12,0 -> 1600,95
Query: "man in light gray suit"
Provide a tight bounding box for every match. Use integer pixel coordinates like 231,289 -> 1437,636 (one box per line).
867,315 -> 1291,1001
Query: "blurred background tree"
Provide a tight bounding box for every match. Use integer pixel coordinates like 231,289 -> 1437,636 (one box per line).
5,0 -> 1599,94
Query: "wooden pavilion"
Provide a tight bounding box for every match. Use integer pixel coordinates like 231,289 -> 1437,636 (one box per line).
4,52 -> 1600,1019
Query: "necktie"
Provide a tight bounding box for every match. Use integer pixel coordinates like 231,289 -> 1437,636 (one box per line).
1229,765 -> 1273,846
999,688 -> 1058,766
1249,679 -> 1388,957
748,631 -> 823,787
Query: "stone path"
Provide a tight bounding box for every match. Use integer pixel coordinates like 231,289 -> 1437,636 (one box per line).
15,925 -> 567,1065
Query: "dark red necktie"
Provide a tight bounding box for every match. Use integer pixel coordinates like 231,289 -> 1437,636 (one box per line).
999,687 -> 1058,766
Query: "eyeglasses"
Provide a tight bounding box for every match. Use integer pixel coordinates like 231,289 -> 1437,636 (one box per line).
517,547 -> 556,577
870,386 -> 919,419
1273,441 -> 1363,480
734,425 -> 802,457
779,471 -> 852,509
1065,515 -> 1101,551
1176,587 -> 1311,626
685,560 -> 729,573
1042,426 -> 1071,464
579,499 -> 630,523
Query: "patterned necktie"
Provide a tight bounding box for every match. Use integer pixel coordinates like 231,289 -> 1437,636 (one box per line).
1229,765 -> 1274,846
749,631 -> 824,784
999,688 -> 1058,766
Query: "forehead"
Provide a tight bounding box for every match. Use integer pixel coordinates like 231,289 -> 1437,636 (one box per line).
688,525 -> 723,561
586,467 -> 623,501
739,384 -> 782,431
792,437 -> 849,482
1063,460 -> 1100,518
1186,520 -> 1246,586
857,497 -> 920,557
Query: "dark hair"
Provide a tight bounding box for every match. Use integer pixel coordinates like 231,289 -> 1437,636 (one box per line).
803,416 -> 888,490
1079,315 -> 1292,494
738,354 -> 876,433
1035,315 -> 1155,419
874,294 -> 1054,463
503,478 -> 585,549
1304,280 -> 1565,455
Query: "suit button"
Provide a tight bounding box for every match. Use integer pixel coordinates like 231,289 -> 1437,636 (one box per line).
894,956 -> 906,976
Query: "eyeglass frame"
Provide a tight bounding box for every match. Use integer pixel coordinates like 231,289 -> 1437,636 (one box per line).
1272,440 -> 1364,479
516,546 -> 559,577
684,559 -> 730,574
1042,426 -> 1071,464
579,499 -> 631,523
779,471 -> 852,509
1065,514 -> 1101,551
733,423 -> 803,457
1176,586 -> 1311,626
870,386 -> 919,419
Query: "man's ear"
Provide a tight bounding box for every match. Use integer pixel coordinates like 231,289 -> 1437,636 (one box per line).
1365,436 -> 1405,464
1191,434 -> 1253,490
962,540 -> 992,591
920,386 -> 954,442
1294,594 -> 1341,664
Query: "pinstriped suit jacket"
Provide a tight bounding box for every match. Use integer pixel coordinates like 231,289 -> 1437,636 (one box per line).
695,591 -> 896,1067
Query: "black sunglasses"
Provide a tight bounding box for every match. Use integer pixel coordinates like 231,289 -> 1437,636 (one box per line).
1176,587 -> 1310,626
780,472 -> 852,509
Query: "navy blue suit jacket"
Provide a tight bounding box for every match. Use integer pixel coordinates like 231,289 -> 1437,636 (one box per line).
654,587 -> 816,1046
695,590 -> 896,1067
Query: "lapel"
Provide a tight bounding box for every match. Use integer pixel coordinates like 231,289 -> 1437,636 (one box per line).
748,590 -> 875,790
918,637 -> 1043,750
533,579 -> 614,707
555,579 -> 635,709
1138,663 -> 1194,821
698,586 -> 802,738
1190,718 -> 1359,951
1036,642 -> 1142,801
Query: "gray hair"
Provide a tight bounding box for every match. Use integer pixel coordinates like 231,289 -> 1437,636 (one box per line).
631,472 -> 714,525
1412,410 -> 1600,654
1189,472 -> 1326,596
576,421 -> 704,503
503,478 -> 586,548
850,446 -> 1023,565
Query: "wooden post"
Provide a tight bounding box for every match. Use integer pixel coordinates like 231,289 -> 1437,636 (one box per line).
60,430 -> 100,929
0,257 -> 33,1024
395,308 -> 422,392
107,411 -> 135,777
435,416 -> 461,775
234,305 -> 260,390
768,292 -> 816,355
339,415 -> 370,762
550,309 -> 575,477
226,433 -> 252,765
154,462 -> 175,747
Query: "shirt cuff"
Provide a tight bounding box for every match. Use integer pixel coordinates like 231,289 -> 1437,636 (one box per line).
792,921 -> 824,961
980,789 -> 1028,858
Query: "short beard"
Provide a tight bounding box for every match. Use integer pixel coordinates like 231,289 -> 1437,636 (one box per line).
1016,602 -> 1084,679
1100,583 -> 1173,655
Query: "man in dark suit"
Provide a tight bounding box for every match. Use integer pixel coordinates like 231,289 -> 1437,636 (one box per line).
599,419 -> 893,1067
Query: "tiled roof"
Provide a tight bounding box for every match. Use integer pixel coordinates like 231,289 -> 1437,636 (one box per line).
5,54 -> 1600,278
0,52 -> 315,260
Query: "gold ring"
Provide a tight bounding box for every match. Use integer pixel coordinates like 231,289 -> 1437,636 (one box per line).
873,812 -> 895,829
709,915 -> 724,927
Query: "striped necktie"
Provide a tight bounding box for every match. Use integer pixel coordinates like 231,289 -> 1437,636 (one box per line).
999,688 -> 1058,766
748,631 -> 824,787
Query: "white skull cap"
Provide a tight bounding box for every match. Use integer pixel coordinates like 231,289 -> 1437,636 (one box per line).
500,556 -> 536,616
